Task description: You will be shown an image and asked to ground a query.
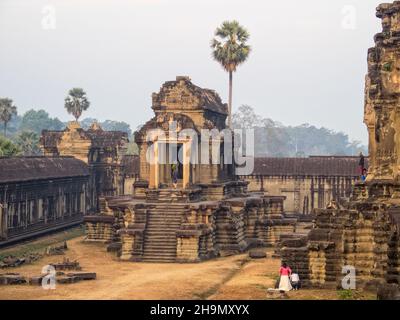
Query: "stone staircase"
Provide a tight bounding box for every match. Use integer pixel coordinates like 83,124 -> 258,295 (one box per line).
142,204 -> 187,262
146,188 -> 202,203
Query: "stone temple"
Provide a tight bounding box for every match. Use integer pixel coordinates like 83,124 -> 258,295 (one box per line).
281,2 -> 400,288
84,76 -> 295,262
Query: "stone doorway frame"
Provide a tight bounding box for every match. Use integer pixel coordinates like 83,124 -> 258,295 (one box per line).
149,137 -> 192,189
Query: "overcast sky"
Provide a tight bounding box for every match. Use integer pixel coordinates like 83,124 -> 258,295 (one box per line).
0,0 -> 385,144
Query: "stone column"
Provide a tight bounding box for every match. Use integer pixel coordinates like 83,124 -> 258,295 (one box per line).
149,142 -> 159,189
0,203 -> 6,240
183,141 -> 190,189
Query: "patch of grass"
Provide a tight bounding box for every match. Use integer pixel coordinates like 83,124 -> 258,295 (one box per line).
337,289 -> 376,300
337,289 -> 355,300
0,226 -> 84,260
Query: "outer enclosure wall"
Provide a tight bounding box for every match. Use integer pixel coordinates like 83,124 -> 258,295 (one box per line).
242,175 -> 356,214
0,177 -> 89,243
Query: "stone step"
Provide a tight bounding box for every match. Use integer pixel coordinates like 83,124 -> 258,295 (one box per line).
146,224 -> 180,228
147,216 -> 182,220
146,225 -> 179,229
141,258 -> 176,263
144,248 -> 176,253
143,246 -> 177,252
145,240 -> 177,246
143,252 -> 176,260
142,250 -> 176,256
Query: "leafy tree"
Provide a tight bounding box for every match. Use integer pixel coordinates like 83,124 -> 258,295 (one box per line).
0,135 -> 20,156
16,131 -> 41,156
232,105 -> 261,129
126,140 -> 139,155
100,120 -> 132,136
79,117 -> 98,130
80,118 -> 132,136
20,109 -> 65,134
232,105 -> 367,157
0,98 -> 17,137
64,88 -> 90,121
211,21 -> 251,128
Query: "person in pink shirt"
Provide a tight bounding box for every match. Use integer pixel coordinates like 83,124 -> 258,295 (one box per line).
279,262 -> 293,291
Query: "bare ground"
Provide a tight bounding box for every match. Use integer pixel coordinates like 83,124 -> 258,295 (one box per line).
0,235 -> 376,300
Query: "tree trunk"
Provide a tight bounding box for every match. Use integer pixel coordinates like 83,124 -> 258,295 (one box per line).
3,122 -> 6,137
228,70 -> 233,129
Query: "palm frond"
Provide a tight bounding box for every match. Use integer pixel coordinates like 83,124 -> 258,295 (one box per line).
211,20 -> 251,72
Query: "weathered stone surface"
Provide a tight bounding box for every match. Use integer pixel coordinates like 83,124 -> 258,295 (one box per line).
84,77 -> 300,263
281,2 -> 400,289
45,241 -> 68,256
249,249 -> 267,259
41,121 -> 128,211
377,284 -> 400,300
0,273 -> 27,285
66,272 -> 96,281
50,258 -> 81,271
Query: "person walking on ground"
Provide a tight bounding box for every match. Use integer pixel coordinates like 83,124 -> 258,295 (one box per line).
290,272 -> 300,290
278,262 -> 293,291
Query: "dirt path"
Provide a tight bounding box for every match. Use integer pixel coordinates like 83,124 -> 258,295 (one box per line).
0,237 -> 250,300
0,237 -> 375,300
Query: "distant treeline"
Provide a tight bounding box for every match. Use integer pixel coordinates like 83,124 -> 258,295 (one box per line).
232,105 -> 367,157
0,106 -> 367,158
0,109 -> 133,156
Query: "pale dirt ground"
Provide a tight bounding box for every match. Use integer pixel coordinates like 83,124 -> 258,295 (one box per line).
0,235 -> 375,300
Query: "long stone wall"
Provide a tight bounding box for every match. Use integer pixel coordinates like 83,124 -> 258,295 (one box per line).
0,177 -> 89,245
243,175 -> 356,215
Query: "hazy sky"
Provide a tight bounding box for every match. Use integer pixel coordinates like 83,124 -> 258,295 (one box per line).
0,0 -> 385,144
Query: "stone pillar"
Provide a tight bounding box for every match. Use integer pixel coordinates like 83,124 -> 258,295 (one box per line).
0,203 -> 7,240
149,142 -> 159,189
183,141 -> 190,189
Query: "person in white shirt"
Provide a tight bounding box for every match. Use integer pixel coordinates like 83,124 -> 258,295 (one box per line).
290,273 -> 300,290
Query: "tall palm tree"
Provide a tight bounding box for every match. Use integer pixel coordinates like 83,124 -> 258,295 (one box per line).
211,20 -> 251,128
64,88 -> 90,121
0,98 -> 17,137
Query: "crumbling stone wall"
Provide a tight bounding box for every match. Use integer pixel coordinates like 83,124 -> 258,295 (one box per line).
41,122 -> 128,211
282,2 -> 400,289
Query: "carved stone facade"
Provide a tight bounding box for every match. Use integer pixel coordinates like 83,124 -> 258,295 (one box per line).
0,157 -> 89,245
85,77 -> 296,262
281,2 -> 400,289
41,122 -> 128,211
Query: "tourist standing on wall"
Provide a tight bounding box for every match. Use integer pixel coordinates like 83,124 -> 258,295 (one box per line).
359,152 -> 365,176
278,263 -> 293,291
361,168 -> 368,183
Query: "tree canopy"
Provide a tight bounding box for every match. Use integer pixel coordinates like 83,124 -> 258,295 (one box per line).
0,135 -> 20,156
232,105 -> 367,157
0,98 -> 17,137
64,88 -> 90,121
211,20 -> 251,73
20,109 -> 65,134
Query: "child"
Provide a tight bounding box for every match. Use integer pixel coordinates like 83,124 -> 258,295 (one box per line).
290,272 -> 300,290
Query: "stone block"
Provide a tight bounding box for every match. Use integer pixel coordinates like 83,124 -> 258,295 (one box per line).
249,249 -> 267,259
